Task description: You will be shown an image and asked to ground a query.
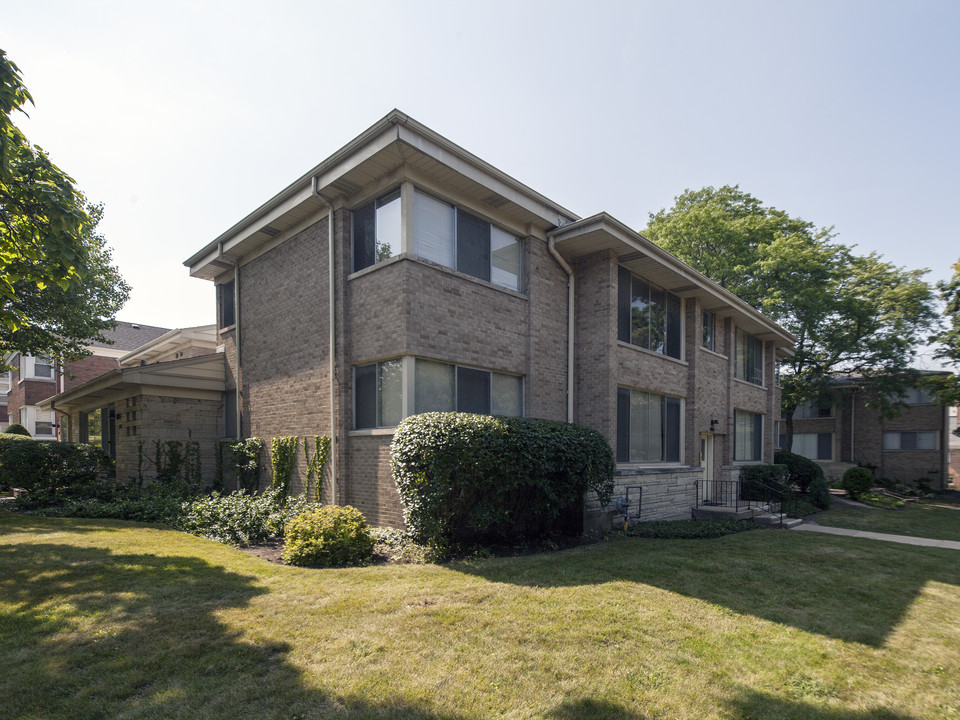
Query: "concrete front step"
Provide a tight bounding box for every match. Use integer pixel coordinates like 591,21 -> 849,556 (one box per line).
693,503 -> 803,529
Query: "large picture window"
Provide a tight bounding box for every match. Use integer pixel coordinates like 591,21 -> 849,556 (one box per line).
616,387 -> 682,463
794,403 -> 832,419
617,267 -> 682,359
355,357 -> 523,429
793,432 -> 832,460
735,329 -> 763,385
883,431 -> 938,450
734,409 -> 763,462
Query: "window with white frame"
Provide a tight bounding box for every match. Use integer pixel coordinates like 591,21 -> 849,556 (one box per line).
883,431 -> 938,451
735,329 -> 763,385
20,355 -> 55,380
792,432 -> 832,460
351,188 -> 523,292
616,387 -> 682,463
354,357 -> 523,429
734,409 -> 763,461
18,406 -> 55,438
617,267 -> 683,359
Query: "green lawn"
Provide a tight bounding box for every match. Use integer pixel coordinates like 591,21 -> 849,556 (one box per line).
817,497 -> 960,542
2,512 -> 959,720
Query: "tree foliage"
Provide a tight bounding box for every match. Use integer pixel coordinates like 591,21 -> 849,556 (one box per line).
0,50 -> 128,361
645,185 -> 938,449
927,259 -> 960,412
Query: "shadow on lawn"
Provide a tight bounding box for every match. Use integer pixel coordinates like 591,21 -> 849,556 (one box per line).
1,541 -> 466,720
728,689 -> 917,720
453,531 -> 960,647
0,509 -> 124,535
0,538 -> 643,720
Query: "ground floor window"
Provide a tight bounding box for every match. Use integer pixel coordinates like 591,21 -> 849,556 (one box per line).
616,387 -> 682,463
883,431 -> 938,451
354,356 -> 523,429
793,432 -> 832,460
734,409 -> 763,462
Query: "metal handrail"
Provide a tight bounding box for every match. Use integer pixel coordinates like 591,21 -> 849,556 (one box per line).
695,477 -> 796,527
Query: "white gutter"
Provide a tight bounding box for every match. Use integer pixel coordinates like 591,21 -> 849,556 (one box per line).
547,238 -> 574,423
313,178 -> 338,505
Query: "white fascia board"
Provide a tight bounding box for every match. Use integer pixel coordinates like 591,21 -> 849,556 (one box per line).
88,347 -> 129,359
395,125 -> 577,227
551,213 -> 796,346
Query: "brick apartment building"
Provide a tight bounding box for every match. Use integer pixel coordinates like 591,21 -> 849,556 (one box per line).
184,110 -> 795,530
787,376 -> 952,490
5,322 -> 170,440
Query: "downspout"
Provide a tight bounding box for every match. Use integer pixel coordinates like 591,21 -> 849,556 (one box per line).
313,177 -> 338,505
547,238 -> 574,423
218,241 -> 242,439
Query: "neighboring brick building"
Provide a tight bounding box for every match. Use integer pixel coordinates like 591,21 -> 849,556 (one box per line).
184,110 -> 795,529
5,322 -> 170,440
41,325 -> 223,485
788,376 -> 952,490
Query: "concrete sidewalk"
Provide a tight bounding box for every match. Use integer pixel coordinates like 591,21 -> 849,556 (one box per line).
793,523 -> 960,550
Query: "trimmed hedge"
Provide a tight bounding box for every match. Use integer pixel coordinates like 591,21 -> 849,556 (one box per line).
843,466 -> 875,501
739,464 -> 789,501
3,423 -> 31,437
0,436 -> 113,500
391,413 -> 614,549
774,450 -> 824,493
282,505 -> 374,567
809,474 -> 832,509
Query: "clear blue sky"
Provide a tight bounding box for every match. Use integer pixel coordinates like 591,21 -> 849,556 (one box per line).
5,1 -> 958,364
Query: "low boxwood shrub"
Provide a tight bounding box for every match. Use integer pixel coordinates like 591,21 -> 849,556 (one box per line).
739,464 -> 789,501
282,505 -> 374,567
391,413 -> 614,549
858,492 -> 905,510
3,423 -> 31,437
843,466 -> 875,501
178,488 -> 310,547
774,450 -> 824,493
808,474 -> 832,509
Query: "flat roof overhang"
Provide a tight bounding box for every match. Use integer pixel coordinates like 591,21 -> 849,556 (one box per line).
550,213 -> 796,357
185,110 -> 580,281
39,354 -> 226,414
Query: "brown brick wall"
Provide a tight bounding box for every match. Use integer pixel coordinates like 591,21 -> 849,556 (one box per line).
63,355 -> 120,391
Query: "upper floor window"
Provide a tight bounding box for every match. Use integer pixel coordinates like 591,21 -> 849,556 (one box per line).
702,310 -> 716,351
883,431 -> 938,451
617,267 -> 682,360
616,387 -> 682,463
220,279 -> 236,328
794,402 -> 833,419
735,329 -> 763,385
900,387 -> 933,405
21,356 -> 55,380
353,190 -> 402,271
351,188 -> 523,292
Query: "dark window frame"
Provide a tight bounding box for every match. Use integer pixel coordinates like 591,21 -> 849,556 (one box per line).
616,387 -> 683,464
617,266 -> 683,360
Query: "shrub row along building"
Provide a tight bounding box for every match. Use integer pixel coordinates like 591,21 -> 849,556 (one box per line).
37,111 -> 955,528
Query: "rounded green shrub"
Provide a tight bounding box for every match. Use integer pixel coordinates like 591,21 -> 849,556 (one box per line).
3,423 -> 31,437
282,505 -> 374,567
391,413 -> 614,550
842,466 -> 875,501
774,450 -> 824,493
808,474 -> 832,509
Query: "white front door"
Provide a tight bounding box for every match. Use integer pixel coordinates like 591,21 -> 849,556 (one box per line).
700,433 -> 715,503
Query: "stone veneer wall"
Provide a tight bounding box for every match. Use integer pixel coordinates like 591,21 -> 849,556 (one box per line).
585,466 -> 702,532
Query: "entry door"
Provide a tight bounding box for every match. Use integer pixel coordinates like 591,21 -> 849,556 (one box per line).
700,433 -> 715,503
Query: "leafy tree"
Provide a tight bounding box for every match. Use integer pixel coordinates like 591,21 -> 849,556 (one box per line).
0,50 -> 128,362
926,259 -> 960,416
646,185 -> 938,450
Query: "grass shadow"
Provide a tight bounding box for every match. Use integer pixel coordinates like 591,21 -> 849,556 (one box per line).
0,537 -> 468,719
0,509 -> 126,535
452,530 -> 960,646
728,689 -> 918,720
